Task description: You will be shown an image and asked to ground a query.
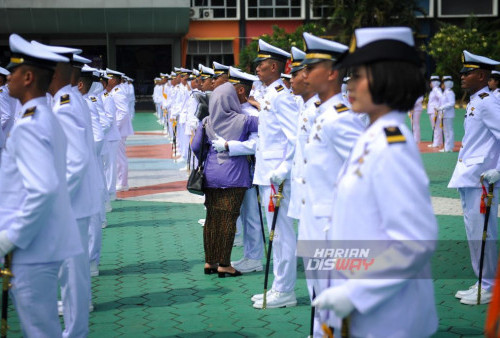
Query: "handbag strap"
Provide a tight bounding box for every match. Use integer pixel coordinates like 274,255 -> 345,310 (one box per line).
198,123 -> 207,170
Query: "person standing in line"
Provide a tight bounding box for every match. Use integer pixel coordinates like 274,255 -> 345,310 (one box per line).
212,67 -> 264,273
410,95 -> 423,143
449,50 -> 500,305
438,76 -> 456,153
428,75 -> 443,148
312,27 -> 438,336
0,33 -> 83,338
488,70 -> 500,93
107,68 -> 133,192
250,39 -> 300,309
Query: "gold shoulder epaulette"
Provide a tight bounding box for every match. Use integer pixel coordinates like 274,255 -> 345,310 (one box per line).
384,126 -> 406,144
479,92 -> 489,99
90,96 -> 97,102
314,101 -> 321,108
275,84 -> 284,92
23,106 -> 36,118
104,92 -> 109,97
114,87 -> 120,92
60,94 -> 70,105
0,88 -> 3,93
334,103 -> 349,113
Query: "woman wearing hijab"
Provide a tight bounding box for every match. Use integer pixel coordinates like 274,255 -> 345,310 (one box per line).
192,82 -> 258,277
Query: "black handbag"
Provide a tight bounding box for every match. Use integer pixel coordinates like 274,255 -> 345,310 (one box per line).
187,124 -> 207,195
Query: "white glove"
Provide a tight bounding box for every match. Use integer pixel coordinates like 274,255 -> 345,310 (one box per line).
270,165 -> 288,185
311,286 -> 355,319
482,169 -> 500,184
0,231 -> 14,257
211,136 -> 227,153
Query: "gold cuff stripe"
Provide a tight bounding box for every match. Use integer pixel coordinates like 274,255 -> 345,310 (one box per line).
305,53 -> 334,60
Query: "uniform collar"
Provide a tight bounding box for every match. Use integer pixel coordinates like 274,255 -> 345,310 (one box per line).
318,92 -> 343,114
53,84 -> 73,101
264,78 -> 284,90
470,86 -> 489,101
21,96 -> 47,113
367,111 -> 405,131
304,94 -> 319,109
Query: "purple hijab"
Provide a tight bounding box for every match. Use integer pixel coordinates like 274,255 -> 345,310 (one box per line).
204,82 -> 247,163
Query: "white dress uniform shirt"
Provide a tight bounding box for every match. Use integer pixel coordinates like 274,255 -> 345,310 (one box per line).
0,96 -> 83,263
428,86 -> 443,146
0,85 -> 19,140
328,111 -> 438,336
438,87 -> 455,152
448,86 -> 500,290
410,95 -> 423,143
101,90 -> 121,142
253,78 -> 300,294
288,95 -> 319,219
83,93 -> 104,155
111,84 -> 134,137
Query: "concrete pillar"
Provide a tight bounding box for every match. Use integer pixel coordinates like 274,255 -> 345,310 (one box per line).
106,33 -> 116,69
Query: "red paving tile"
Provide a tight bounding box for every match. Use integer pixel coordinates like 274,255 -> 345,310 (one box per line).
117,180 -> 187,198
419,141 -> 461,153
126,144 -> 179,159
134,131 -> 164,135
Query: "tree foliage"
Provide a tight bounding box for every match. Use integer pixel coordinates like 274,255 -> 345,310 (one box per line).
313,0 -> 425,44
239,23 -> 325,72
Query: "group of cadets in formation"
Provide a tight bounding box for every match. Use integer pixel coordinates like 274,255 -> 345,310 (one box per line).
0,33 -> 134,337
153,28 -> 500,337
0,24 -> 499,337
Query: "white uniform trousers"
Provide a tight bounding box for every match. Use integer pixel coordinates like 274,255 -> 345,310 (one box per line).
239,186 -> 264,260
103,140 -> 119,200
59,217 -> 90,338
459,187 -> 499,290
411,110 -> 421,143
88,212 -> 102,265
260,183 -> 297,293
432,112 -> 444,147
116,136 -> 129,189
11,261 -> 63,338
443,117 -> 455,152
304,266 -> 331,338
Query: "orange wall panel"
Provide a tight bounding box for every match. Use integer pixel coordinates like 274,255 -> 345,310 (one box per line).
246,20 -> 303,39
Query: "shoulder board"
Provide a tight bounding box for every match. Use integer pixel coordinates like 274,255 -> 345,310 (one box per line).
0,88 -> 3,93
275,84 -> 284,92
479,92 -> 489,99
90,96 -> 97,102
114,87 -> 120,92
334,103 -> 349,113
22,106 -> 36,118
314,101 -> 321,108
60,94 -> 70,105
104,92 -> 109,97
384,126 -> 406,144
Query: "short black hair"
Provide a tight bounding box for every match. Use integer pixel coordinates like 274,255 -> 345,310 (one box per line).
366,60 -> 425,112
25,65 -> 54,93
78,76 -> 93,92
490,73 -> 500,83
235,83 -> 252,98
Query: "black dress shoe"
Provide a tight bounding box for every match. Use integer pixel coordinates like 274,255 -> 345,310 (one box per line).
217,269 -> 242,278
204,267 -> 218,275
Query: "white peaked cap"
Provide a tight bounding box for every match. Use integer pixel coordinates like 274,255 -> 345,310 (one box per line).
7,34 -> 69,69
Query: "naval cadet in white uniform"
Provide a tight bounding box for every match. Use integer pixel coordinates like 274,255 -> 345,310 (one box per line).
298,32 -> 366,338
428,75 -> 443,148
0,33 -> 83,338
36,41 -> 97,338
250,39 -> 300,309
449,50 -> 500,305
438,76 -> 455,153
312,27 -> 438,337
211,67 -> 264,273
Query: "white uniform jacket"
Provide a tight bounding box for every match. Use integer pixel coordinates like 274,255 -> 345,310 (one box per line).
297,93 -> 365,241
53,85 -> 100,219
288,95 -> 319,219
0,97 -> 82,264
101,90 -> 121,142
328,112 -> 438,336
0,85 -> 19,139
449,86 -> 500,188
427,86 -> 442,115
439,88 -> 455,118
253,79 -> 300,185
111,85 -> 133,137
227,102 -> 259,156
83,93 -> 105,155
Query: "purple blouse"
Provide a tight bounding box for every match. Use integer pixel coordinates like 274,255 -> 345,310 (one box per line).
191,116 -> 258,189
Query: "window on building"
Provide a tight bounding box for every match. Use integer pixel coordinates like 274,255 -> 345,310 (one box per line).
247,0 -> 304,19
186,40 -> 235,69
438,0 -> 497,17
310,3 -> 333,19
190,0 -> 238,19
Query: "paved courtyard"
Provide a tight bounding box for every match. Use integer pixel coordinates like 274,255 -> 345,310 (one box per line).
5,110 -> 499,337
